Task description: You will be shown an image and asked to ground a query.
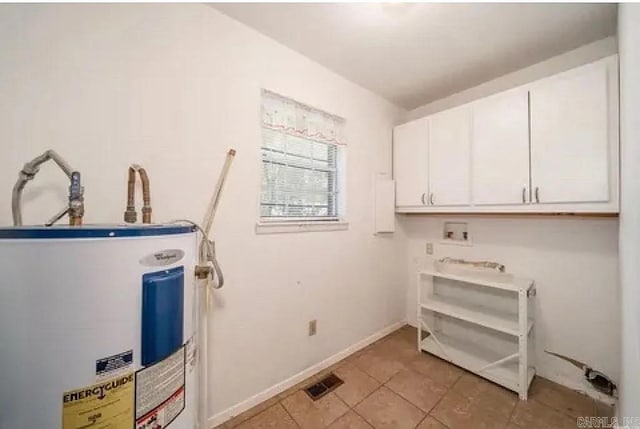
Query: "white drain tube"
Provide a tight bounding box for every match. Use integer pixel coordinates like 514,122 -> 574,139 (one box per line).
195,149 -> 236,429
198,274 -> 209,429
169,148 -> 235,429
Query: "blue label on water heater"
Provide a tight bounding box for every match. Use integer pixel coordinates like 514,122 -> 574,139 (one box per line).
141,266 -> 184,367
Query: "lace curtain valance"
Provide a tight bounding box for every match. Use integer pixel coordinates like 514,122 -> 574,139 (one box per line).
261,90 -> 346,146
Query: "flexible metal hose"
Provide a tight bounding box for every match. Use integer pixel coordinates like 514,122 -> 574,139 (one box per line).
12,150 -> 75,226
124,164 -> 152,224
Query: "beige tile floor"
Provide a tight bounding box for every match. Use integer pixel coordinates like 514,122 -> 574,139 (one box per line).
215,325 -> 613,429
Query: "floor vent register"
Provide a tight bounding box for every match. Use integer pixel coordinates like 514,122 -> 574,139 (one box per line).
304,373 -> 344,401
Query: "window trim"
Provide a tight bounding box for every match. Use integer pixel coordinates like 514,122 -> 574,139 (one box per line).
255,219 -> 349,235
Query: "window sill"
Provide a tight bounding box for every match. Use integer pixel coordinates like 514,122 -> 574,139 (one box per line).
255,220 -> 349,235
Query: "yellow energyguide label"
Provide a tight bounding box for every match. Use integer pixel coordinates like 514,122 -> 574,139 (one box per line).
62,373 -> 134,429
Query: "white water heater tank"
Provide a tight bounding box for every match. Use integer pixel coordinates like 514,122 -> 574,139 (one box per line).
0,224 -> 199,429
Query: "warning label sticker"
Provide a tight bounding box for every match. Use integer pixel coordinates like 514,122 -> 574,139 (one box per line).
135,387 -> 185,429
135,346 -> 185,429
96,350 -> 134,381
62,373 -> 134,429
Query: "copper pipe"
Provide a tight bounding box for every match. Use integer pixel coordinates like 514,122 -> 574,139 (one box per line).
138,167 -> 152,224
124,167 -> 137,223
123,164 -> 152,224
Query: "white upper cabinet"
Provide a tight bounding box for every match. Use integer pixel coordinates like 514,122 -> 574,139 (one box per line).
393,55 -> 618,214
472,88 -> 530,206
393,117 -> 429,207
428,105 -> 472,206
529,59 -> 613,205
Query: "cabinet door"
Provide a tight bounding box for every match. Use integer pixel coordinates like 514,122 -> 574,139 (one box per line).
393,118 -> 429,207
530,60 -> 610,204
472,89 -> 531,205
429,105 -> 471,206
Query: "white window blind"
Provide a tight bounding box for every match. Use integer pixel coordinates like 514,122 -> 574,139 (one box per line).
261,90 -> 345,220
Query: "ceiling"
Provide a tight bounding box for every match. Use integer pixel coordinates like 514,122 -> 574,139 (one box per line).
212,3 -> 617,110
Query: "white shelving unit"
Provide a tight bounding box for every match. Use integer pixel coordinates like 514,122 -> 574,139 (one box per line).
417,266 -> 536,399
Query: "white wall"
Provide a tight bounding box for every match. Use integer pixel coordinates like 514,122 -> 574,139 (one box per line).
0,4 -> 408,425
400,37 -> 621,401
618,4 -> 640,420
407,36 -> 617,121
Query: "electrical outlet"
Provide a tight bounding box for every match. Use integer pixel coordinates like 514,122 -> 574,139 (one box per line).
426,242 -> 434,255
308,320 -> 317,336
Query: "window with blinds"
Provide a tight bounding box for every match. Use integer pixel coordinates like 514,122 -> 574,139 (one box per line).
261,90 -> 345,220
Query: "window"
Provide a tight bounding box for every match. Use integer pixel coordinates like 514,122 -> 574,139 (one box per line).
260,90 -> 345,221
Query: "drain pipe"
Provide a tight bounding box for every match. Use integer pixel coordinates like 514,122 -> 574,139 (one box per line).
167,149 -> 236,429
12,150 -> 84,226
124,164 -> 152,224
196,148 -> 236,429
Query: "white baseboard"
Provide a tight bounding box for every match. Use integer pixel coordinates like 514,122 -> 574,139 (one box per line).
207,319 -> 406,428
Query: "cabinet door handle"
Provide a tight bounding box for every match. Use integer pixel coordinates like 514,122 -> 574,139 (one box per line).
535,187 -> 540,203
522,187 -> 527,203
429,193 -> 434,205
421,193 -> 426,205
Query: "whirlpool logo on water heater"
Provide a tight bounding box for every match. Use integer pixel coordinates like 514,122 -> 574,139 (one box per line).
140,249 -> 185,267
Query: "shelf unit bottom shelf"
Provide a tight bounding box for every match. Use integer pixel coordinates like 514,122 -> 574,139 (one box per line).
421,332 -> 535,396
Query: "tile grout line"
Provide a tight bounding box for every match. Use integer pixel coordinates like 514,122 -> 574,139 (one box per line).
352,328 -> 465,427
430,414 -> 451,429
349,406 -> 375,429
329,391 -> 352,425
420,367 -> 458,429
502,392 -> 519,429
349,379 -> 417,427
381,372 -> 435,419
349,385 -> 382,429
350,383 -> 386,410
378,375 -> 437,429
331,357 -> 388,415
278,400 -> 303,429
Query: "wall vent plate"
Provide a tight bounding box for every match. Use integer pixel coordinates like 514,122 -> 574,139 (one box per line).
304,373 -> 344,401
